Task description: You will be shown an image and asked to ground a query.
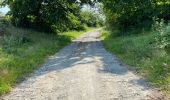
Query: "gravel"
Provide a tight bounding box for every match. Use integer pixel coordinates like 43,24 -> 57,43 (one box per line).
2,29 -> 154,100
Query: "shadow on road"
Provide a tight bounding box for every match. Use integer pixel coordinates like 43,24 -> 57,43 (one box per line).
4,30 -> 153,100
27,38 -> 151,91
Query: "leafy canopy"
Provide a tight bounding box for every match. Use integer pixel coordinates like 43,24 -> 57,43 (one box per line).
100,0 -> 170,31
1,0 -> 97,33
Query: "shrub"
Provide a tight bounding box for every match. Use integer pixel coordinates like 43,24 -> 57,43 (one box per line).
152,18 -> 170,49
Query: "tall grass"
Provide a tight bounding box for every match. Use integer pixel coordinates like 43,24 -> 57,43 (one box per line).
101,26 -> 170,94
0,26 -> 97,95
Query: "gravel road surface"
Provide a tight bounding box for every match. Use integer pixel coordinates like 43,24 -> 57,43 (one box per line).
2,29 -> 154,100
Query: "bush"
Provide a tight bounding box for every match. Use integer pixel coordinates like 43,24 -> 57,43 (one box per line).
152,18 -> 170,49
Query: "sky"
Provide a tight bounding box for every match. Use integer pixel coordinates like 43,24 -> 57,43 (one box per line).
0,6 -> 10,14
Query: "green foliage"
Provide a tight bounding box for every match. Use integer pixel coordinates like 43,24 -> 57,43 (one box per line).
100,0 -> 170,33
80,10 -> 104,27
2,0 -> 97,33
152,18 -> 170,49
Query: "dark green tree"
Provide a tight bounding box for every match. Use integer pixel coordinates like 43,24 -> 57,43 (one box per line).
2,0 -> 96,33
100,0 -> 170,31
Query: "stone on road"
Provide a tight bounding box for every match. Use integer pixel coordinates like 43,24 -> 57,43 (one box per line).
2,29 -> 153,100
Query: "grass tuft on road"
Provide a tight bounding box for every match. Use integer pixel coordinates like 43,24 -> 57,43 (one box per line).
0,26 -> 96,95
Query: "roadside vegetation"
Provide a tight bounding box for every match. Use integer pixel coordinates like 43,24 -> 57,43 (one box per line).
100,0 -> 170,96
101,27 -> 170,93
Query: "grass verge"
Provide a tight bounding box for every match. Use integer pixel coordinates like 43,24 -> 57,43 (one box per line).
101,29 -> 170,94
62,27 -> 97,40
0,26 -> 97,95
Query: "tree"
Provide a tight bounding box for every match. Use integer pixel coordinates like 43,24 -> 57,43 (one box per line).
100,0 -> 170,31
80,9 -> 104,27
2,0 -> 97,33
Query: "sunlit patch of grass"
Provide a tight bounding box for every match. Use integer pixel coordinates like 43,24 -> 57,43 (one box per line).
63,27 -> 97,40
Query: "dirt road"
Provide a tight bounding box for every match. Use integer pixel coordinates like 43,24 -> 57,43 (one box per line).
2,29 -> 153,100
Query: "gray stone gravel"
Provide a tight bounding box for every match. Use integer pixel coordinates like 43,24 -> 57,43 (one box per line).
2,29 -> 154,100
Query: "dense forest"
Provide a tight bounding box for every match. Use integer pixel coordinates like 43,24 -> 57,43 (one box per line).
0,0 -> 170,98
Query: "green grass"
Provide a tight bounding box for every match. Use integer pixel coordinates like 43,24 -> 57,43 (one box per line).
0,26 -> 97,95
101,29 -> 170,93
62,27 -> 97,40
